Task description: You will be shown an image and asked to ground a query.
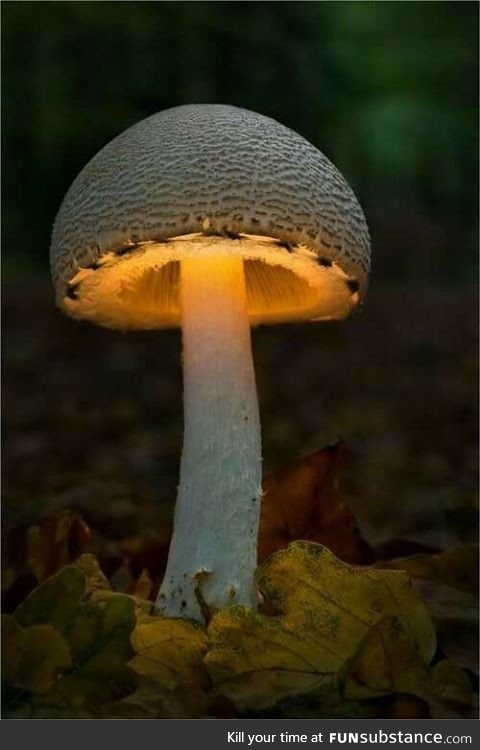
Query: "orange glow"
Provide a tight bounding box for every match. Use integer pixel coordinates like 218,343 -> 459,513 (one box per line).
62,233 -> 359,330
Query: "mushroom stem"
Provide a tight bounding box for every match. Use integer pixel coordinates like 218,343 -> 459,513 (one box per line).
156,254 -> 262,621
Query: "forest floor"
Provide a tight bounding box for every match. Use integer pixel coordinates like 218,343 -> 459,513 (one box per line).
2,274 -> 478,719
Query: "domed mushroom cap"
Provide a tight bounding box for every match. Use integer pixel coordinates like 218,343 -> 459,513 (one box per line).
50,104 -> 371,330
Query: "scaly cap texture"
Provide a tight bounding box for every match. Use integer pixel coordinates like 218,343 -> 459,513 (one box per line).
51,104 -> 370,302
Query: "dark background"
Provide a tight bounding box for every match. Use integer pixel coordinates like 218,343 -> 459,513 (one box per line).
2,2 -> 478,563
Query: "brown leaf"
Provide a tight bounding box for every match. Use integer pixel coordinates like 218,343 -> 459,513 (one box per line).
117,528 -> 171,597
413,580 -> 478,676
132,569 -> 153,600
380,544 -> 479,595
259,442 -> 373,565
2,510 -> 91,608
374,539 -> 441,561
73,553 -> 112,596
377,545 -> 479,676
383,695 -> 430,719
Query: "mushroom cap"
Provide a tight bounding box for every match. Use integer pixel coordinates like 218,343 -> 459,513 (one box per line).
50,104 -> 371,329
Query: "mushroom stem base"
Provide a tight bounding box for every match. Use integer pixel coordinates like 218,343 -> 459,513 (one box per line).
156,254 -> 262,621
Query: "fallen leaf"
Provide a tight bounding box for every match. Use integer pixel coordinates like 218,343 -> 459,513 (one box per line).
374,539 -> 440,561
130,614 -> 207,691
73,552 -> 112,596
380,544 -> 478,595
99,687 -> 164,719
380,695 -> 430,719
11,562 -> 136,708
2,614 -> 71,695
118,527 -> 171,589
26,511 -> 91,582
128,613 -> 208,717
2,510 -> 91,607
430,659 -> 473,708
345,616 -> 473,718
131,569 -> 153,600
259,443 -> 373,565
413,580 -> 478,675
243,689 -> 378,719
345,616 -> 428,700
377,545 -> 479,675
205,542 -> 435,711
14,565 -> 86,633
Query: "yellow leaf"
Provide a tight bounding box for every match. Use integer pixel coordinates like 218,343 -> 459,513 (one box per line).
345,617 -> 472,718
207,605 -> 333,710
14,566 -> 85,633
73,553 -> 111,596
345,615 -> 433,700
2,614 -> 71,695
205,542 -> 436,710
128,614 -> 208,717
130,614 -> 207,690
379,545 -> 479,677
11,563 -> 136,707
2,614 -> 22,680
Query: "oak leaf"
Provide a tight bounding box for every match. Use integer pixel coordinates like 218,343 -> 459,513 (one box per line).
2,614 -> 71,695
259,443 -> 373,565
10,562 -> 136,709
381,544 -> 478,595
378,545 -> 479,675
205,542 -> 435,711
345,616 -> 472,718
127,614 -> 209,717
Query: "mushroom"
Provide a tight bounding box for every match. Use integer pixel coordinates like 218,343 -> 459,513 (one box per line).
50,104 -> 370,622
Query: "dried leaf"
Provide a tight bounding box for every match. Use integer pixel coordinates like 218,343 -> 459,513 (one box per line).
11,563 -> 136,708
430,660 -> 473,708
2,614 -> 71,695
381,544 -> 478,595
205,542 -> 435,711
73,553 -> 111,597
345,616 -> 473,718
118,527 -> 171,593
345,616 -> 429,700
259,443 -> 373,565
414,580 -> 478,675
131,569 -> 153,600
14,565 -> 86,633
3,511 -> 90,588
100,687 -> 164,719
378,545 -> 479,675
128,613 -> 208,717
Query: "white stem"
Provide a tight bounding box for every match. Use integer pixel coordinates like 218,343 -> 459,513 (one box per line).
156,254 -> 262,621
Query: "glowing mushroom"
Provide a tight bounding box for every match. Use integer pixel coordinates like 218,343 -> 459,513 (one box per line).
50,104 -> 370,622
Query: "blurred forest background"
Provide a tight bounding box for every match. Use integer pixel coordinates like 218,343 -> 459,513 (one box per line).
2,1 -> 478,595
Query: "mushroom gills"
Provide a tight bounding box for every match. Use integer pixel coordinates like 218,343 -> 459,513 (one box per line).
63,235 -> 359,330
118,259 -> 319,318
